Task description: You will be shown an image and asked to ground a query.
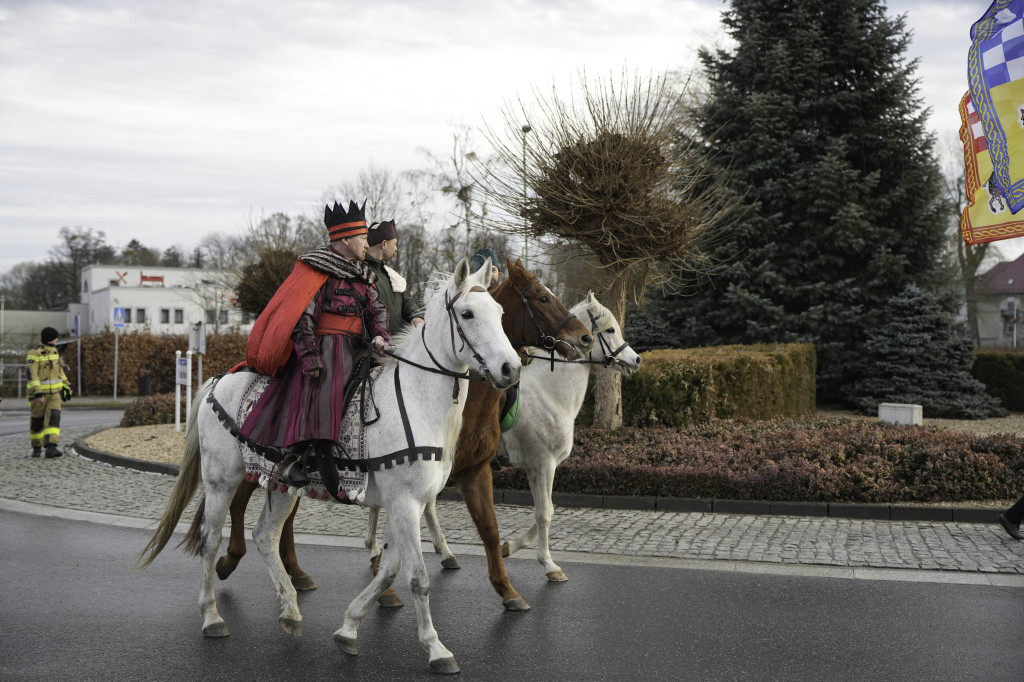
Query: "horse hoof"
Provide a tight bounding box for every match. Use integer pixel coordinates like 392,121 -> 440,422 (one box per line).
377,590 -> 404,608
203,622 -> 230,638
501,541 -> 511,558
279,618 -> 303,637
429,656 -> 460,675
291,574 -> 318,591
546,570 -> 569,582
440,556 -> 461,570
333,633 -> 358,655
215,556 -> 236,581
502,597 -> 531,611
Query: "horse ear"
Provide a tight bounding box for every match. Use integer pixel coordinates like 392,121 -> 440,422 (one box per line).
454,258 -> 470,288
587,290 -> 596,304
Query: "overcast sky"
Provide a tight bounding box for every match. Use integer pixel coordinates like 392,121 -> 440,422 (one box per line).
0,0 -> 992,278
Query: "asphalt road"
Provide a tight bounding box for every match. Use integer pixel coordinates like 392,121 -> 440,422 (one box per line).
2,510 -> 1023,681
0,407 -> 122,437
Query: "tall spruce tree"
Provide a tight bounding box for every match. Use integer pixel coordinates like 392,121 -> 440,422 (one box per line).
673,0 -> 946,403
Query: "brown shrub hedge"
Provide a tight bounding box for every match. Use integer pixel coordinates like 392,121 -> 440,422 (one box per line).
65,330 -> 247,396
492,416 -> 1024,503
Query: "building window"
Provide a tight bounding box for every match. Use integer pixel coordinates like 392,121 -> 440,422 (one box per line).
83,280 -> 89,293
136,308 -> 146,324
160,308 -> 170,324
206,309 -> 216,324
174,308 -> 184,324
123,308 -> 132,324
219,309 -> 229,324
241,311 -> 252,325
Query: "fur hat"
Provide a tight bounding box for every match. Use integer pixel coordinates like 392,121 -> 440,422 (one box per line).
471,248 -> 500,272
41,327 -> 59,343
324,200 -> 368,240
367,219 -> 397,246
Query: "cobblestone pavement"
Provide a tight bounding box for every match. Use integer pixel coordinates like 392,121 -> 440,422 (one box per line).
4,425 -> 1024,580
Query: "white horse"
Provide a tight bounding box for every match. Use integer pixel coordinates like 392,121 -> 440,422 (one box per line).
137,259 -> 520,675
367,292 -> 641,583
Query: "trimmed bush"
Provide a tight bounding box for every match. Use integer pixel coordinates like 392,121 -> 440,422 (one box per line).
121,392 -> 186,427
620,343 -> 816,427
492,416 -> 1024,503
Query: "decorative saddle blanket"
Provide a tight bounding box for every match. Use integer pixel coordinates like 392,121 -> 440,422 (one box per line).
233,370 -> 380,505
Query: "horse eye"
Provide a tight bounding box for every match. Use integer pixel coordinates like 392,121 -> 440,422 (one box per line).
539,296 -> 549,304
460,310 -> 474,320
604,329 -> 614,335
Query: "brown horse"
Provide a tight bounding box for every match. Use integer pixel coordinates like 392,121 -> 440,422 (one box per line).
214,258 -> 593,607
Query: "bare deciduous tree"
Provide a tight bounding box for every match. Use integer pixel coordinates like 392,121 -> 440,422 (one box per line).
480,70 -> 738,428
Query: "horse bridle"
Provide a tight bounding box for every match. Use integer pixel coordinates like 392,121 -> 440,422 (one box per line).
586,307 -> 630,369
521,306 -> 630,370
506,277 -> 578,352
382,285 -> 491,399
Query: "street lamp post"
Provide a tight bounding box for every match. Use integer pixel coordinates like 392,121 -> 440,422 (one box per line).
521,124 -> 531,270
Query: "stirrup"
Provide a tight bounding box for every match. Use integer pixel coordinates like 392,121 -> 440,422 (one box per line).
278,457 -> 310,488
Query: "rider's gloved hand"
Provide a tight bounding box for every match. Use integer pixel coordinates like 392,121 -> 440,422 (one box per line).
371,336 -> 390,353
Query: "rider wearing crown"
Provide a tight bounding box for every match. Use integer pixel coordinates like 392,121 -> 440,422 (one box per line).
239,200 -> 391,501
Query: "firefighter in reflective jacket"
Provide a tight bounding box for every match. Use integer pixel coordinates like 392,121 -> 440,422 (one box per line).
27,326 -> 71,458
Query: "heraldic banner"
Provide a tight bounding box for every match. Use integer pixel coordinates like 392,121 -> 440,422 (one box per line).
960,91 -> 1024,244
968,0 -> 1024,217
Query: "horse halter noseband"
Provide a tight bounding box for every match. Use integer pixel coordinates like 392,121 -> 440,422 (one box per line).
587,307 -> 629,368
507,278 -> 577,352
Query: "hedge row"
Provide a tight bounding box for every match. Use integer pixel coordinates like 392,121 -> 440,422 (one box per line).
493,416 -> 1024,503
65,330 -> 248,396
618,343 -> 816,427
973,349 -> 1024,412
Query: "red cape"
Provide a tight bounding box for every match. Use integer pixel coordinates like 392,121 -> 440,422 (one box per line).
237,260 -> 328,376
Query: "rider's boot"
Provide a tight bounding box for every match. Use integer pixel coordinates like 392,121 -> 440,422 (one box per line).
314,440 -> 351,504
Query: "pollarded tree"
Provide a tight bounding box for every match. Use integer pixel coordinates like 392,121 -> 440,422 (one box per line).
849,286 -> 1004,419
675,0 -> 948,404
480,70 -> 738,429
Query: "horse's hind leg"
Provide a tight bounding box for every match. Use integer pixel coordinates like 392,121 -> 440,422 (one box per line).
198,481 -> 237,637
252,490 -> 303,636
216,479 -> 257,581
424,497 -> 460,569
527,461 -> 565,581
281,499 -> 316,591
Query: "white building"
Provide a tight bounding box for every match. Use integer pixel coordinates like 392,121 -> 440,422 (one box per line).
69,265 -> 254,337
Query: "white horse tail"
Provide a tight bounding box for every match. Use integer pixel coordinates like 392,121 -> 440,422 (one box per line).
135,378 -> 214,569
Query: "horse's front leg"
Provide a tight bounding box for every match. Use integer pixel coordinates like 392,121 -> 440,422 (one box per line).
252,490 -> 303,636
198,480 -> 237,637
458,464 -> 530,611
424,497 -> 460,569
216,478 -> 257,581
280,498 -> 316,590
365,505 -> 382,560
338,499 -> 459,674
527,461 -> 565,581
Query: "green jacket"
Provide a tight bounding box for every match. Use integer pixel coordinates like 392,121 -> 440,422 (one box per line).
364,256 -> 420,335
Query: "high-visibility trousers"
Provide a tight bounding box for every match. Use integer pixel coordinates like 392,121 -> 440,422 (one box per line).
29,393 -> 63,447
